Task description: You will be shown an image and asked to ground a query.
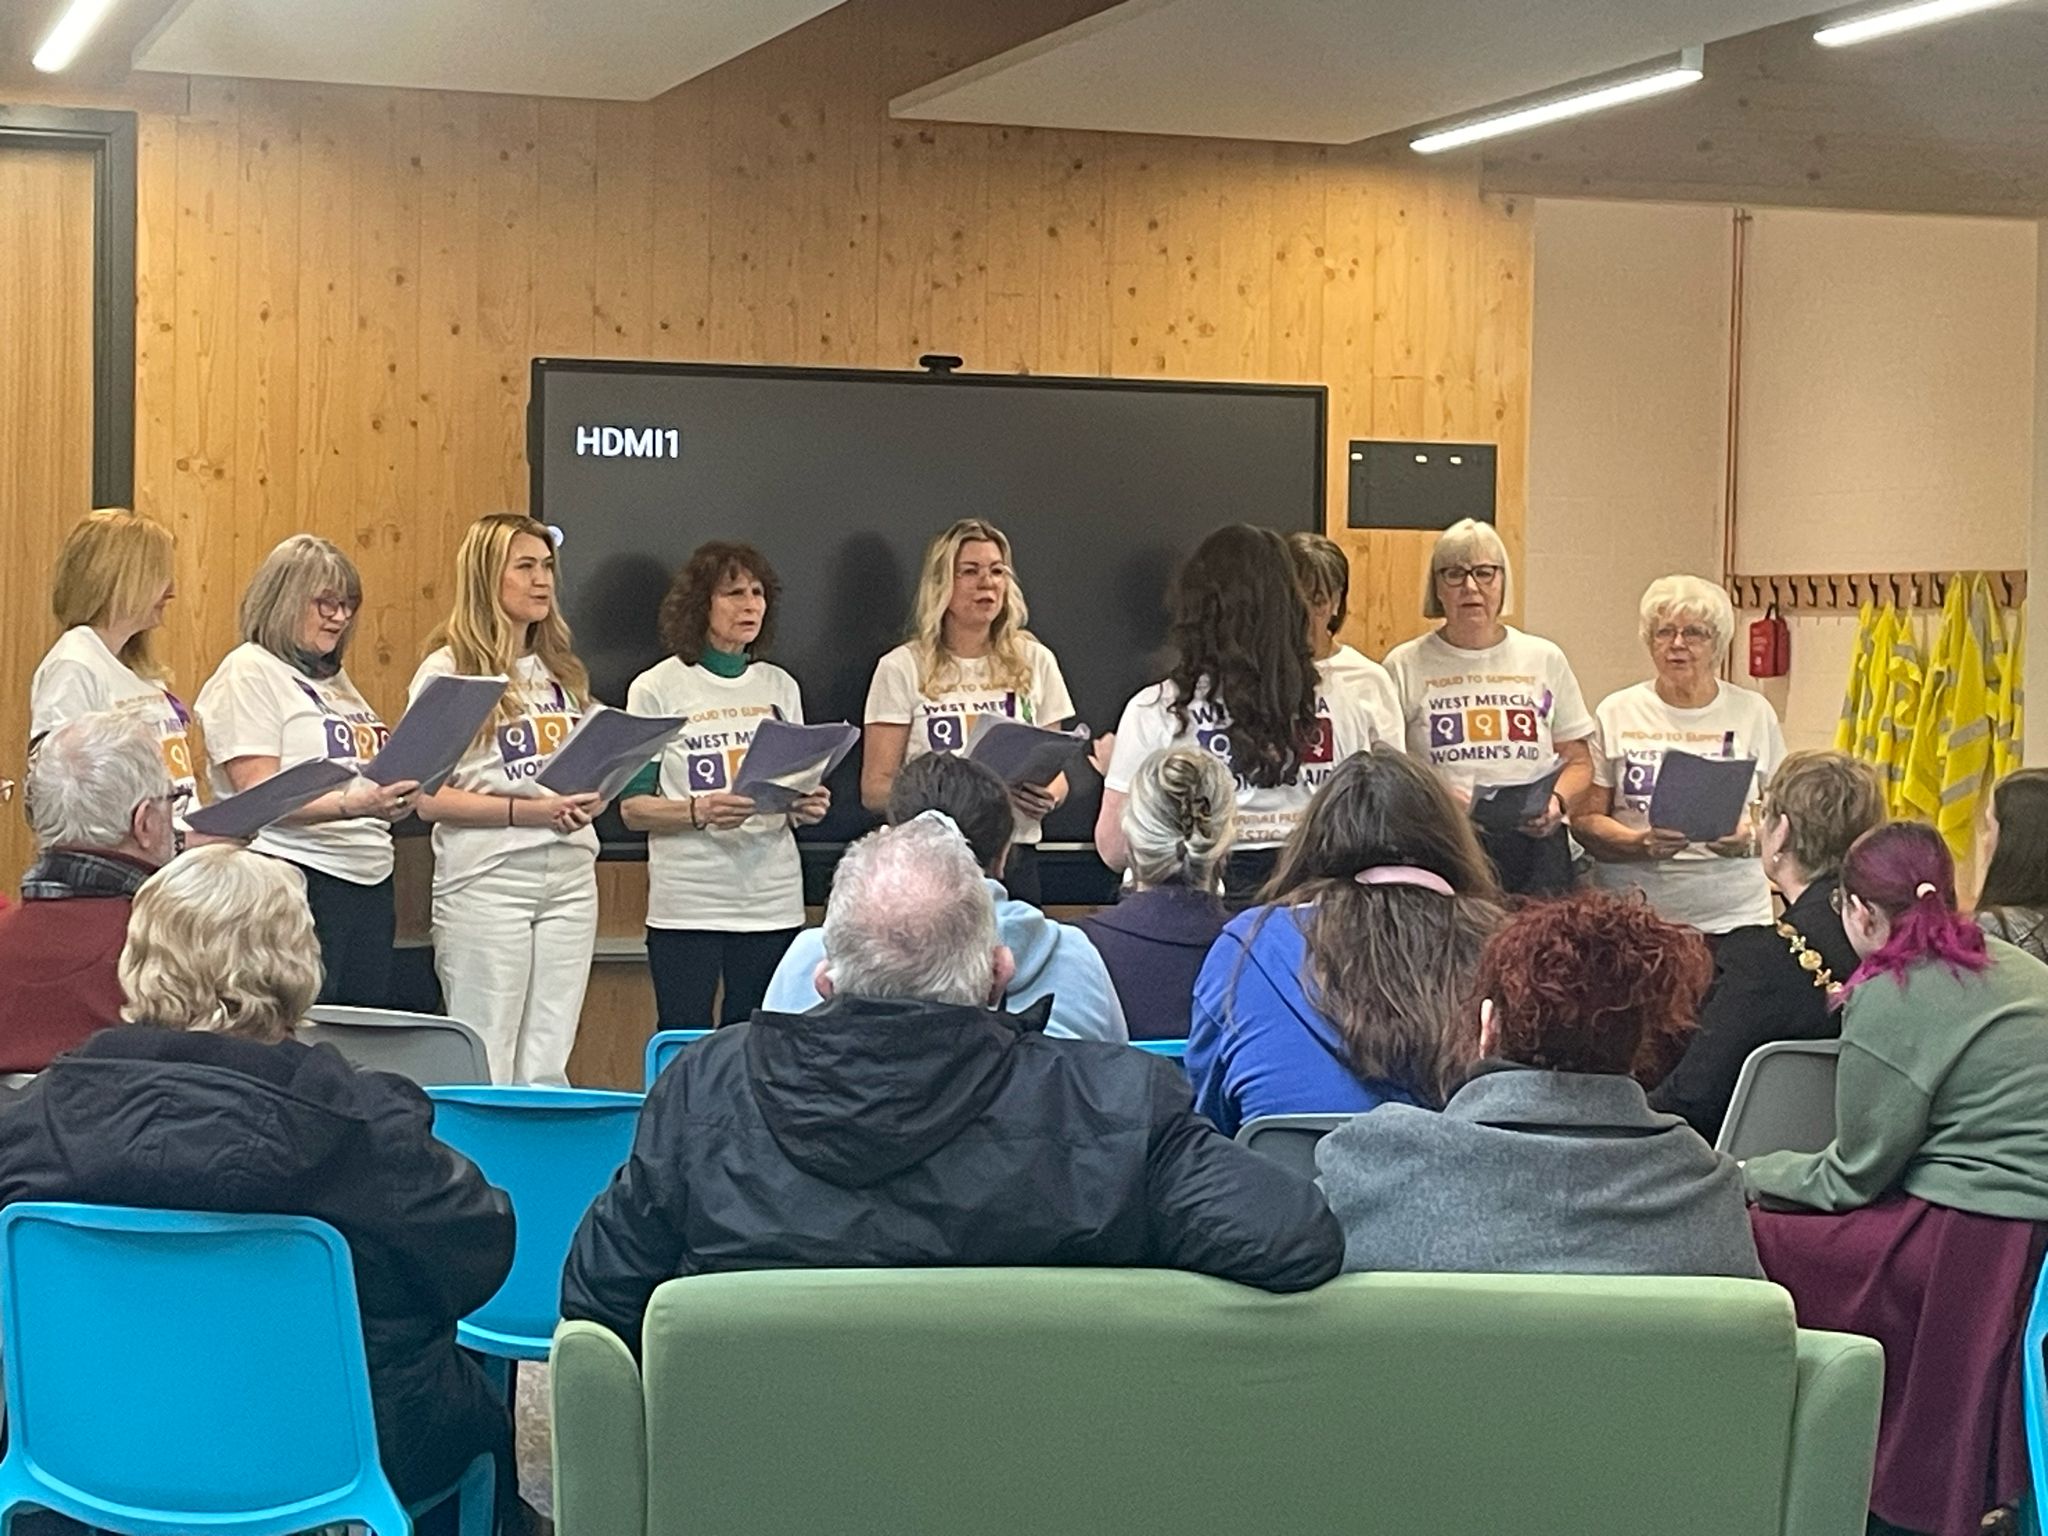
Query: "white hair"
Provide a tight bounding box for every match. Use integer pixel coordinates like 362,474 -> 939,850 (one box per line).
1422,518 -> 1513,619
26,710 -> 172,852
1639,574 -> 1736,655
1122,747 -> 1237,893
821,817 -> 999,1007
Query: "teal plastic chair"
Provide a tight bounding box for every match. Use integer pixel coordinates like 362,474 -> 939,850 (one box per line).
425,1086 -> 644,1361
644,1028 -> 713,1090
2021,1259 -> 2048,1534
1132,1039 -> 1188,1060
0,1202 -> 491,1536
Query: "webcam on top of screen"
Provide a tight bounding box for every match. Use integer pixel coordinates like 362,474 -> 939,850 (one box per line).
574,425 -> 681,458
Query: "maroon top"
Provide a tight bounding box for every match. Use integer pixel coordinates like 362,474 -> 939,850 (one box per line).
0,890 -> 133,1073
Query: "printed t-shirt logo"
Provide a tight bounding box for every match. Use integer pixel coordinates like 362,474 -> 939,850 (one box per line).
497,712 -> 573,764
685,746 -> 749,792
923,690 -> 1022,753
1621,753 -> 1660,806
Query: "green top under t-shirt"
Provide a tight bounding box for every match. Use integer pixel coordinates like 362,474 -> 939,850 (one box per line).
619,648 -> 752,800
1744,938 -> 2048,1220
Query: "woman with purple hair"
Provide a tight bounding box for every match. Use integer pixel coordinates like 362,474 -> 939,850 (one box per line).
1746,822 -> 2048,1536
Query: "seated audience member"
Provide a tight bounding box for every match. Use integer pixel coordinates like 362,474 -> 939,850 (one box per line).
1188,746 -> 1503,1137
562,816 -> 1343,1355
1077,747 -> 1237,1040
0,711 -> 176,1074
0,847 -> 528,1533
1650,751 -> 1884,1140
1317,892 -> 1762,1279
1975,768 -> 2048,963
1746,824 -> 2048,1536
763,752 -> 1127,1042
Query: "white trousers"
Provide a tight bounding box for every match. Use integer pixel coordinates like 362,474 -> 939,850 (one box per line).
433,841 -> 598,1085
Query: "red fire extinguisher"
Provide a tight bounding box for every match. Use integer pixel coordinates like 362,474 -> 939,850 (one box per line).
1748,603 -> 1791,679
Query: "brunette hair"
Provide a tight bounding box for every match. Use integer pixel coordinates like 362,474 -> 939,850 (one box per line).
1165,525 -> 1318,790
885,752 -> 1013,875
1839,822 -> 1989,989
1761,750 -> 1885,880
1478,892 -> 1712,1083
657,541 -> 780,664
1978,770 -> 2048,916
1244,747 -> 1502,1107
1287,532 -> 1350,635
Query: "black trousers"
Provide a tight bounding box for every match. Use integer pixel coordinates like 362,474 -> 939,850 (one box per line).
646,926 -> 801,1028
296,863 -> 397,1008
1222,847 -> 1281,911
1001,843 -> 1042,908
1476,824 -> 1575,897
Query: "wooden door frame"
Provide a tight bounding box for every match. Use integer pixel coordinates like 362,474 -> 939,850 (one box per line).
0,104 -> 136,508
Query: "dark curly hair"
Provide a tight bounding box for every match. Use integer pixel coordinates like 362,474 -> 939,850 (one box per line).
1166,525 -> 1318,790
657,541 -> 780,664
1478,891 -> 1712,1084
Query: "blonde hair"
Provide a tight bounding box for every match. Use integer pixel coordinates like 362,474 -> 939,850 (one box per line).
1122,747 -> 1238,893
1422,518 -> 1513,620
119,846 -> 321,1042
1639,574 -> 1735,655
906,519 -> 1035,696
425,514 -> 590,726
51,508 -> 176,680
240,534 -> 364,665
1762,750 -> 1886,879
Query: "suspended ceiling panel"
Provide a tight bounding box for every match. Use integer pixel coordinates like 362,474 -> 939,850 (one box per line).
892,0 -> 1825,145
135,0 -> 849,100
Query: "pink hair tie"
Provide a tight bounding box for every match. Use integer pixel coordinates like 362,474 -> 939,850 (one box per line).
1914,882 -> 1939,900
1355,865 -> 1455,897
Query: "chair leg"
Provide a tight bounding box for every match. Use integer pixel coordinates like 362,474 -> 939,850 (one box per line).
457,1450 -> 497,1536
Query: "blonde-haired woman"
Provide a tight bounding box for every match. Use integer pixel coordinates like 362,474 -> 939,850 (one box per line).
861,518 -> 1075,906
29,508 -> 197,807
410,513 -> 606,1084
0,844 -> 523,1529
1077,747 -> 1237,1040
1574,574 -> 1786,936
195,535 -> 420,1006
1383,518 -> 1595,895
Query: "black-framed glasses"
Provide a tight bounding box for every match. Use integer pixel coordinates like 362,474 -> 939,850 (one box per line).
1437,564 -> 1502,588
314,594 -> 359,620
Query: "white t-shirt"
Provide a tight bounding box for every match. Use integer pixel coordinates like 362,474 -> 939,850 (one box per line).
194,643 -> 394,885
1318,644 -> 1405,749
864,637 -> 1075,845
628,656 -> 806,933
29,625 -> 199,804
1383,626 -> 1595,797
1104,676 -> 1392,850
1588,679 -> 1788,934
408,648 -> 599,894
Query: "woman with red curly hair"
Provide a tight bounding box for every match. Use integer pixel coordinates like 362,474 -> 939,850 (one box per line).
1316,890 -> 1762,1278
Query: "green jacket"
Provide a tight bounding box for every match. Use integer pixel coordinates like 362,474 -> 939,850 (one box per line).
1744,938 -> 2048,1219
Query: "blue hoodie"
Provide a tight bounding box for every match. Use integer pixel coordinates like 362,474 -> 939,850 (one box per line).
1188,903 -> 1420,1136
761,878 -> 1129,1043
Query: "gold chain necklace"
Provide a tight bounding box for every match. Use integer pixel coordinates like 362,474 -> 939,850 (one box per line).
1777,922 -> 1843,999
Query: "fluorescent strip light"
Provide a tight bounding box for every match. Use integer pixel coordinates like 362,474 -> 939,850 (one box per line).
32,0 -> 121,72
1815,0 -> 2027,47
1411,48 -> 1704,154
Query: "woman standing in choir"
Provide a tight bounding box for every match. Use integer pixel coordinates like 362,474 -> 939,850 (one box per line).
1098,524 -> 1396,903
1383,519 -> 1595,895
621,542 -> 829,1029
195,535 -> 420,1007
861,518 -> 1075,907
410,514 -> 606,1085
30,508 -> 198,809
1287,532 -> 1404,746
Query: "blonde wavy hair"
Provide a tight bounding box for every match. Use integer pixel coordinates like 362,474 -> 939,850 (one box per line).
240,534 -> 363,665
119,846 -> 321,1042
906,519 -> 1035,697
51,508 -> 176,680
425,513 -> 590,726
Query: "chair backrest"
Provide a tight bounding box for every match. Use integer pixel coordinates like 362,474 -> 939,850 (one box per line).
425,1086 -> 643,1356
0,1202 -> 406,1535
1715,1039 -> 1843,1160
643,1029 -> 713,1090
1235,1113 -> 1350,1177
300,1005 -> 490,1087
553,1268 -> 1879,1536
2022,1254 -> 2048,1529
1130,1038 -> 1188,1065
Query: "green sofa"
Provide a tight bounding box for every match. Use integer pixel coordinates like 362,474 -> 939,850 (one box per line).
552,1269 -> 1881,1536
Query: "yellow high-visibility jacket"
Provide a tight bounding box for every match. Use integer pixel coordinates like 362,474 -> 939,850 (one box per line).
1902,581 -> 1966,828
1875,608 -> 1923,819
1836,603 -> 1879,755
1995,603 -> 2026,778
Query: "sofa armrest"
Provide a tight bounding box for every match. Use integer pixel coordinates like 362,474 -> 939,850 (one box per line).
552,1320 -> 647,1536
1781,1328 -> 1883,1536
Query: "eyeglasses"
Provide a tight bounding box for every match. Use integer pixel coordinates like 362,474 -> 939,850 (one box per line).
1652,625 -> 1716,647
1437,564 -> 1502,588
314,594 -> 358,620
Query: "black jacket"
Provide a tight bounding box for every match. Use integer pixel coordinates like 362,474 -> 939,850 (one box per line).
562,996 -> 1345,1354
1649,878 -> 1859,1142
0,1026 -> 516,1502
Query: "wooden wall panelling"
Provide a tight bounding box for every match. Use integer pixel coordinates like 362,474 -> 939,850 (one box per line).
471,94 -> 537,516
231,82 -> 302,619
592,101 -> 654,358
532,98 -> 598,362
982,126 -> 1043,375
646,82 -> 714,363
294,86 -> 362,641
1036,129 -> 1109,375
415,91 -> 481,656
